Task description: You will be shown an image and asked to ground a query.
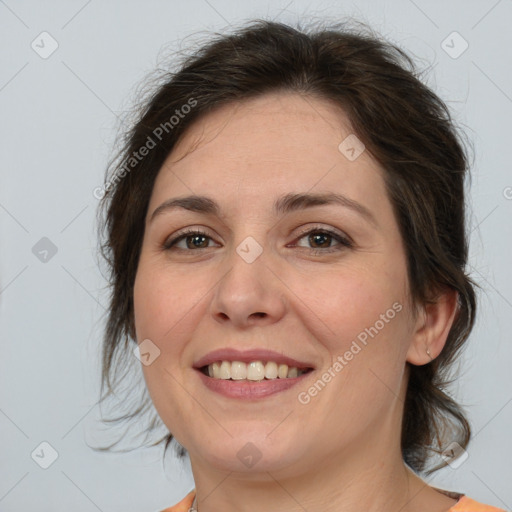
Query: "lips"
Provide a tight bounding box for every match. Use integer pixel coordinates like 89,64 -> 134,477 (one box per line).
193,348 -> 315,371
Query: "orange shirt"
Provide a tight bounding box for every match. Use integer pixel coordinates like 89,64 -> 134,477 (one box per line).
159,489 -> 507,512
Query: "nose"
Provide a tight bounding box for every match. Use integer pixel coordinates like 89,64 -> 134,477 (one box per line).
208,240 -> 287,329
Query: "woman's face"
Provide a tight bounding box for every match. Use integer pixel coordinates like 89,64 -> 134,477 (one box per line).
133,92 -> 421,476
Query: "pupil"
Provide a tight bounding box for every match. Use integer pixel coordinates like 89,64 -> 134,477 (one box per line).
311,233 -> 330,248
188,235 -> 207,249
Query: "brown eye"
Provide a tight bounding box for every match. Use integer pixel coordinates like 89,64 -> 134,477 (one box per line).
293,228 -> 352,254
308,232 -> 333,249
184,234 -> 210,249
163,229 -> 216,251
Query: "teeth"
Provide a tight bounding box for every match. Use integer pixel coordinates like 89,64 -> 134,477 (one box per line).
247,361 -> 265,381
264,361 -> 278,379
219,361 -> 231,379
287,367 -> 298,378
231,361 -> 247,380
205,360 -> 308,381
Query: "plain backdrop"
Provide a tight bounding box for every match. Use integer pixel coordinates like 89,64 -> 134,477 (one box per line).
1,1 -> 511,511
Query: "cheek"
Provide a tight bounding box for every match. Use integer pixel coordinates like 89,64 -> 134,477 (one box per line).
293,263 -> 407,348
133,259 -> 202,344
297,273 -> 410,421
133,261 -> 201,436
292,263 -> 411,409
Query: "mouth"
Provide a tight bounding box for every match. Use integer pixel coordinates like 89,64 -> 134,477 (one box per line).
198,361 -> 314,381
193,348 -> 316,399
193,348 -> 316,380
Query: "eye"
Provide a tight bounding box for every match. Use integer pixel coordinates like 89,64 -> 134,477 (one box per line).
162,226 -> 353,254
291,227 -> 353,255
162,229 -> 217,251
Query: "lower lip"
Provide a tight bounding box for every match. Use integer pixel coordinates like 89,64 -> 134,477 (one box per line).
195,369 -> 313,399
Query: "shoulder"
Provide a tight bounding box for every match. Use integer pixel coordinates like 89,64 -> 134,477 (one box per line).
156,490 -> 507,512
449,495 -> 507,512
158,489 -> 195,512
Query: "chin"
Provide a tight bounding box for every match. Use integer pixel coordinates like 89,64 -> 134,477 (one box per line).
192,431 -> 303,474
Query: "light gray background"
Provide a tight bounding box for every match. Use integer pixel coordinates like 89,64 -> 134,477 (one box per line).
1,1 -> 511,511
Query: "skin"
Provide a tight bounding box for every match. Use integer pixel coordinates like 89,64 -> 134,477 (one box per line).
133,92 -> 459,512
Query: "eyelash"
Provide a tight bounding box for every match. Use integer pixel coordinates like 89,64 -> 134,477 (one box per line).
162,226 -> 353,255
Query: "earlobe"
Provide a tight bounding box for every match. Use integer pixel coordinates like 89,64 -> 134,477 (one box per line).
406,288 -> 459,366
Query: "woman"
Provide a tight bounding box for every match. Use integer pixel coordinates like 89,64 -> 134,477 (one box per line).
96,19 -> 506,512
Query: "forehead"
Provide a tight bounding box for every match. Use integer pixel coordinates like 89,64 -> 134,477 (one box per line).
149,92 -> 388,219
168,92 -> 354,164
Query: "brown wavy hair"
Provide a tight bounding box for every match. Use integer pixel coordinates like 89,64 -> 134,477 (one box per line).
95,19 -> 476,475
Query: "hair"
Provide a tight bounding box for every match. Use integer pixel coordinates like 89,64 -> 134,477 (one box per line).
95,18 -> 477,476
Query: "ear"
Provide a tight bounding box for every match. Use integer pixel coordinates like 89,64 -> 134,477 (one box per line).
406,287 -> 459,366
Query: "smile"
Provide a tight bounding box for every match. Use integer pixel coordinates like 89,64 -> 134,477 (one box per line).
201,360 -> 313,380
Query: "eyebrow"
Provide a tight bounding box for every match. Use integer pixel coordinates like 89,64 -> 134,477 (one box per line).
149,192 -> 378,227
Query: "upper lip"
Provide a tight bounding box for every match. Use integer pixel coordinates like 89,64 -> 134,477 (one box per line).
193,348 -> 316,370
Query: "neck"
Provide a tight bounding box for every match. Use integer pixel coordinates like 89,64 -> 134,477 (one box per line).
188,415 -> 432,512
